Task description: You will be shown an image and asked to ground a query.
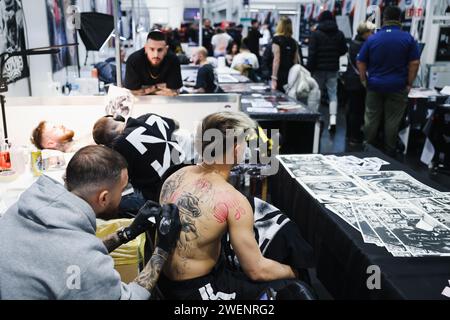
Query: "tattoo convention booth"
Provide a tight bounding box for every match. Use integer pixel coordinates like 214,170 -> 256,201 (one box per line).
1,0 -> 450,303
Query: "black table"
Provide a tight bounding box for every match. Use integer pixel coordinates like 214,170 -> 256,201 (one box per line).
221,83 -> 321,154
402,93 -> 448,155
269,147 -> 450,299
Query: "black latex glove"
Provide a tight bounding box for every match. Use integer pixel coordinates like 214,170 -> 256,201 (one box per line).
122,200 -> 161,242
155,204 -> 182,253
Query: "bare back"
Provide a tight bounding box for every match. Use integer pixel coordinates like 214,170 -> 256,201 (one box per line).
159,165 -> 248,280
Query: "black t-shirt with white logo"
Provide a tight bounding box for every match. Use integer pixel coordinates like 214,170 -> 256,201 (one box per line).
124,48 -> 183,91
112,113 -> 184,200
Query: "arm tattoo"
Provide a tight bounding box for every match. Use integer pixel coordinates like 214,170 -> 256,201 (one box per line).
102,232 -> 123,253
133,247 -> 169,291
160,171 -> 186,203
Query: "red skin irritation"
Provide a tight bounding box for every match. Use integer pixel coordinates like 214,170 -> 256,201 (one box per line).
214,192 -> 246,222
169,191 -> 181,203
213,202 -> 229,224
194,179 -> 211,193
234,206 -> 245,220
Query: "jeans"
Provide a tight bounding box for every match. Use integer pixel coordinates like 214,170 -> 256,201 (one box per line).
313,71 -> 338,105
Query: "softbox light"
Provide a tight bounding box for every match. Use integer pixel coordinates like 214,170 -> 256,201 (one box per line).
78,12 -> 114,51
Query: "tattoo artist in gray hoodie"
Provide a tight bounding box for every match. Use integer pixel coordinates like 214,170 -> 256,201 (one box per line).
0,145 -> 181,299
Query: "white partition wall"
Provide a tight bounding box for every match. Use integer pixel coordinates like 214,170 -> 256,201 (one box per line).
3,94 -> 240,147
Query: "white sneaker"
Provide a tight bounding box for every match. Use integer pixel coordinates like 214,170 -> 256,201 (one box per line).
328,115 -> 336,132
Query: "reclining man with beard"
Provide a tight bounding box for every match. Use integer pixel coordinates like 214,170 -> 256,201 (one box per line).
31,121 -> 94,152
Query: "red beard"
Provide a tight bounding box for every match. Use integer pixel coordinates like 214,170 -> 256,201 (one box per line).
60,130 -> 75,143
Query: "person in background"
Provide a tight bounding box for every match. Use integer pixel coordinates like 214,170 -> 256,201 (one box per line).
190,46 -> 218,93
357,5 -> 420,157
226,41 -> 240,67
307,10 -> 348,133
31,121 -> 93,153
259,23 -> 272,48
202,19 -> 215,56
227,23 -> 243,47
92,113 -> 187,204
165,27 -> 183,54
95,47 -> 127,85
343,21 -> 376,146
211,28 -> 233,57
231,39 -> 259,78
247,19 -> 262,63
271,17 -> 301,93
187,23 -> 199,44
124,29 -> 182,96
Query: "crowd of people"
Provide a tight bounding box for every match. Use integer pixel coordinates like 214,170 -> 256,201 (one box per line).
141,5 -> 419,157
91,4 -> 420,162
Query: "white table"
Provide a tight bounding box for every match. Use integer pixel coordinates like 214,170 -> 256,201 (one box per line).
0,166 -> 65,216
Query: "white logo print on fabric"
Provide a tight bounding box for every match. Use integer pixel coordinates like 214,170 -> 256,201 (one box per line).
199,283 -> 236,300
442,280 -> 450,298
125,115 -> 185,176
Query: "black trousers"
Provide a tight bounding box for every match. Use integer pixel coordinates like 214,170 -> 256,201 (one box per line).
158,258 -> 293,300
346,87 -> 366,142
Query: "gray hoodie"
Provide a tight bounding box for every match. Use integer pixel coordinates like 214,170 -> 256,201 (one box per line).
0,175 -> 150,300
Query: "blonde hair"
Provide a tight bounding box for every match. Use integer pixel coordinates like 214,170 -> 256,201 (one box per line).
195,111 -> 257,160
196,46 -> 208,58
357,21 -> 376,36
275,16 -> 293,37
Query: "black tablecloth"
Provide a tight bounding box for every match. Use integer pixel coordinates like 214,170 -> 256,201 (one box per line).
240,91 -> 321,154
269,148 -> 450,299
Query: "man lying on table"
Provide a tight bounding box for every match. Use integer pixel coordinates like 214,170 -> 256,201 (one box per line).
31,121 -> 93,153
0,145 -> 181,299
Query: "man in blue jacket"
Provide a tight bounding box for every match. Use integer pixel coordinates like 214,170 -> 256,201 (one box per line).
357,5 -> 420,156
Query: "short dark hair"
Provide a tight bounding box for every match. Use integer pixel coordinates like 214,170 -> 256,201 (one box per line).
251,19 -> 258,25
319,10 -> 333,22
383,6 -> 401,21
31,121 -> 46,149
92,116 -> 120,147
147,29 -> 167,42
65,145 -> 127,192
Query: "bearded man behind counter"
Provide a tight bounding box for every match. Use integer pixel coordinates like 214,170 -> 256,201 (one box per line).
124,29 -> 183,96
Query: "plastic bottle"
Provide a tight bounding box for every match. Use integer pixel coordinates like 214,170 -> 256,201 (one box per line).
91,68 -> 98,78
9,145 -> 27,175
